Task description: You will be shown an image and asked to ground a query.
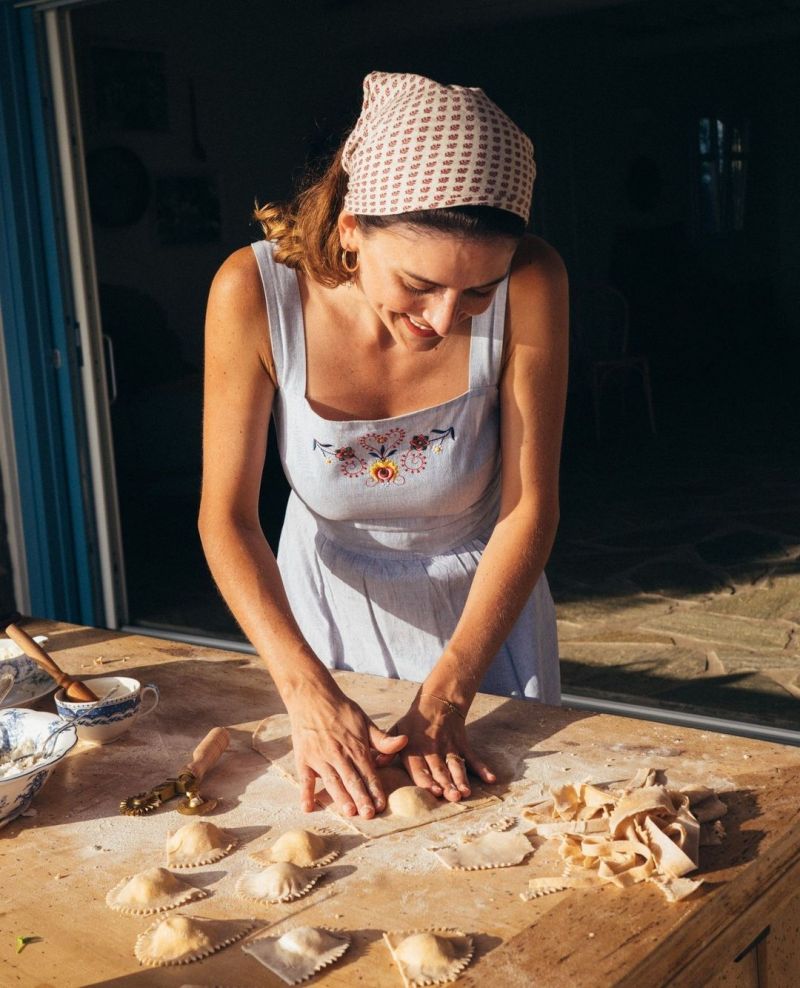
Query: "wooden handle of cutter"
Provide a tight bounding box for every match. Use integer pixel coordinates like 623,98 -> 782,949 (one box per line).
183,727 -> 229,783
4,623 -> 99,702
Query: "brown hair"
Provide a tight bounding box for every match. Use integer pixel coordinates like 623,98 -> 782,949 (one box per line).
254,146 -> 526,289
254,147 -> 349,289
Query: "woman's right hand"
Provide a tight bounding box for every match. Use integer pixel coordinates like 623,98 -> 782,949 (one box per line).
286,683 -> 407,818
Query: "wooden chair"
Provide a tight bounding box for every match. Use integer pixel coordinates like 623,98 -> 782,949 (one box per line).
573,283 -> 656,442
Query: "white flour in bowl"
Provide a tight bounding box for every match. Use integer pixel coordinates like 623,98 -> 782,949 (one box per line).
0,738 -> 49,778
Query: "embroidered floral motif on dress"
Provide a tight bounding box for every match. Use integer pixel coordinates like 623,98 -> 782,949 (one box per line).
313,426 -> 456,487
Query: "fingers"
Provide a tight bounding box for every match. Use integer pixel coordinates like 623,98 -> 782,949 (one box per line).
444,753 -> 471,797
404,754 -> 443,797
317,753 -> 382,819
402,746 -> 492,804
463,744 -> 496,784
350,751 -> 386,813
292,710 -> 394,818
369,723 -> 408,753
427,755 -> 462,802
319,768 -> 358,818
340,765 -> 378,819
299,767 -> 317,813
314,786 -> 334,810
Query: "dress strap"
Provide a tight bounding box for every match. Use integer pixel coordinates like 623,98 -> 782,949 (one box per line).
469,274 -> 509,390
251,239 -> 307,394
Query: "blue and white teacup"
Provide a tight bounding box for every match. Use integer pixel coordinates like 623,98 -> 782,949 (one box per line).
54,676 -> 159,744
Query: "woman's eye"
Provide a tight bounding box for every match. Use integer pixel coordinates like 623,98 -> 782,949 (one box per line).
404,284 -> 429,295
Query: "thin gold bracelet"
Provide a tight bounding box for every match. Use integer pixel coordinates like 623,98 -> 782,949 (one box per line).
420,691 -> 466,720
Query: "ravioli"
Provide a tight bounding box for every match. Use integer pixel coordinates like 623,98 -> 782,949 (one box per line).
383,930 -> 474,987
250,828 -> 338,868
106,867 -> 206,915
134,914 -> 255,967
165,820 -> 237,868
235,862 -> 321,904
242,926 -> 350,985
431,830 -> 534,871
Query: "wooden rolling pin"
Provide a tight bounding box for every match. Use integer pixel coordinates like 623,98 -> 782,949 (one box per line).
184,726 -> 230,780
3,619 -> 99,702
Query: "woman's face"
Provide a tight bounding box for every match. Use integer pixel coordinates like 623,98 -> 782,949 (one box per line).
339,212 -> 517,352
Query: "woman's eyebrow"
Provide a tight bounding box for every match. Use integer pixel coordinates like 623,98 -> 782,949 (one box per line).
401,269 -> 509,289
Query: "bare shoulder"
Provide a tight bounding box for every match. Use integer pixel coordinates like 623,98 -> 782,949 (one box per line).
208,245 -> 264,315
509,234 -> 568,290
206,244 -> 274,379
504,235 -> 569,355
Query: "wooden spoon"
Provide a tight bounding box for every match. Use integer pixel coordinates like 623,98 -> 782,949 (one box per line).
3,621 -> 99,702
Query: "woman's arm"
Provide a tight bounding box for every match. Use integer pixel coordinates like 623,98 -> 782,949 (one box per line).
199,247 -> 404,817
391,236 -> 569,798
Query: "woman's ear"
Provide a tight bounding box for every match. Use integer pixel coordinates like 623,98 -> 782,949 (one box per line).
337,210 -> 360,251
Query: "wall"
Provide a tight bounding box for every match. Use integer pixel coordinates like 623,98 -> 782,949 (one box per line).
69,0 -> 800,375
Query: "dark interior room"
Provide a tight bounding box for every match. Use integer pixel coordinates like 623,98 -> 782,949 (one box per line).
71,0 -> 800,729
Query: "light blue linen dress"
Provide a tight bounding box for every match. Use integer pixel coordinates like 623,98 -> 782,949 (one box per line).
252,239 -> 560,703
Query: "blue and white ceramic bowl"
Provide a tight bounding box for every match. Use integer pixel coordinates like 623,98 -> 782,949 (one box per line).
0,637 -> 41,684
0,708 -> 77,827
0,637 -> 55,706
55,676 -> 159,744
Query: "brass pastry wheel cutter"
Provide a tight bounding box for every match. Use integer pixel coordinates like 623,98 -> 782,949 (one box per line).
120,726 -> 229,816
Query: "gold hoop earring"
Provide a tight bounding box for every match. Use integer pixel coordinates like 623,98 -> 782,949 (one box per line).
341,248 -> 359,275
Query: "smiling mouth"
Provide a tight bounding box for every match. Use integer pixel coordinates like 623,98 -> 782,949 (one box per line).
400,314 -> 438,339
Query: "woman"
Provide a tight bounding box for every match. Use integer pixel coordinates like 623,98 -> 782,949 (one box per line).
199,72 -> 568,821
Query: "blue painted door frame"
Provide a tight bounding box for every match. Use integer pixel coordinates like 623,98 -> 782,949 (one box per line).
0,1 -> 101,624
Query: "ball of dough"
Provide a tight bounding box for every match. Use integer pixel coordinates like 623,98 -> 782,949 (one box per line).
387,785 -> 440,817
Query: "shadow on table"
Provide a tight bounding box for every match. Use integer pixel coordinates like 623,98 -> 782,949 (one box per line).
699,786 -> 765,876
466,698 -> 595,796
83,924 -> 503,987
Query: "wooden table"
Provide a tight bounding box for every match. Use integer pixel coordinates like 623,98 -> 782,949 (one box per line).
1,621 -> 799,987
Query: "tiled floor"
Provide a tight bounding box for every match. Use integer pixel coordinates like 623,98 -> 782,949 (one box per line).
552,360 -> 800,732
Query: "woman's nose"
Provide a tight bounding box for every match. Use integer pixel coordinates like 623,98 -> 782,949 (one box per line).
423,291 -> 462,336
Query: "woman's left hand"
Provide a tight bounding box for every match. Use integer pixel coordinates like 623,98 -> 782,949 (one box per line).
382,692 -> 496,801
